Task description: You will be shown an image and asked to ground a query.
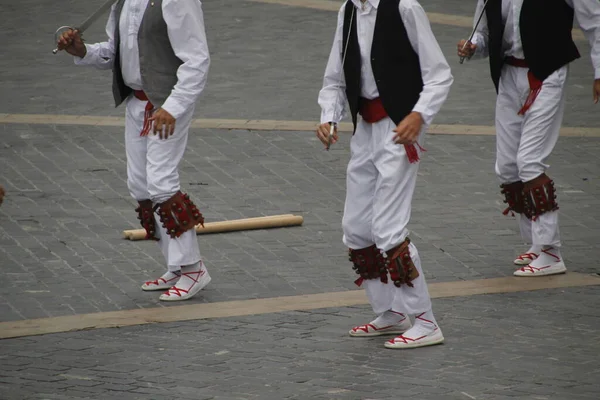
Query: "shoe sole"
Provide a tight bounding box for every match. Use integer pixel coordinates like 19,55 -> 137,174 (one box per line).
349,329 -> 409,337
513,264 -> 567,277
159,274 -> 211,302
384,332 -> 445,349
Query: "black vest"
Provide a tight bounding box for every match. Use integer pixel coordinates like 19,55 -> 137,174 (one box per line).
342,0 -> 424,130
486,0 -> 580,92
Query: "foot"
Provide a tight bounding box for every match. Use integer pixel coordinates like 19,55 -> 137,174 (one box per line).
141,271 -> 181,291
384,312 -> 444,349
159,262 -> 211,301
514,247 -> 566,277
349,311 -> 411,337
513,246 -> 540,265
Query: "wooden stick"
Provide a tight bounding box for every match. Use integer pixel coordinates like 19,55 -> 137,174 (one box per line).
122,214 -> 304,241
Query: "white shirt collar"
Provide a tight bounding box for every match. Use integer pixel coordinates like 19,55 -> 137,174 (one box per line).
351,0 -> 379,11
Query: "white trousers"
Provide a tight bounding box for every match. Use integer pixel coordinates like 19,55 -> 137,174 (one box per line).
342,117 -> 432,315
125,96 -> 201,271
495,65 -> 567,247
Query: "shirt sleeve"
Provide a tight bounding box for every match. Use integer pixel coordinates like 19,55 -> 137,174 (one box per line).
73,4 -> 117,69
569,0 -> 600,79
400,0 -> 453,127
161,0 -> 211,119
469,0 -> 490,60
317,4 -> 347,125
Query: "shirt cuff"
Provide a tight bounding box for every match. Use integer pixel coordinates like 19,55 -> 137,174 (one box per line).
161,97 -> 188,120
320,110 -> 339,125
411,106 -> 432,127
595,67 -> 600,80
73,44 -> 93,65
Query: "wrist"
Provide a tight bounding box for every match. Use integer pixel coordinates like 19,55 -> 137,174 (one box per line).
412,111 -> 424,123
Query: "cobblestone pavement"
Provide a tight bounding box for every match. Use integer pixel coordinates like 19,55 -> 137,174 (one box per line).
1,0 -> 599,126
1,0 -> 600,398
1,287 -> 599,400
1,125 -> 599,321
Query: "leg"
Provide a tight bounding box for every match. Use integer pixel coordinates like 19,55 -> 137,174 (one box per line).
125,97 -> 182,291
344,121 -> 411,337
343,121 -> 391,312
369,118 -> 442,349
342,119 -> 376,250
514,67 -> 568,276
495,66 -> 540,263
143,105 -> 210,300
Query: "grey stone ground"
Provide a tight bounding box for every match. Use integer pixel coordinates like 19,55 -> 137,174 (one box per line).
1,126 -> 600,321
0,0 -> 599,126
1,287 -> 600,400
1,0 -> 600,398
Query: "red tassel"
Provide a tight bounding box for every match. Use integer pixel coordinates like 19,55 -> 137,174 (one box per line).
354,277 -> 364,287
518,71 -> 543,116
140,101 -> 154,137
405,143 -> 426,164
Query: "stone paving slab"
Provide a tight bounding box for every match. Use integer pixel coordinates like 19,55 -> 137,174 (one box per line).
1,124 -> 599,321
0,286 -> 599,399
1,0 -> 599,127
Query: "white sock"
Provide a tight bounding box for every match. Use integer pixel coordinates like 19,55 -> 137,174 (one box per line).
174,261 -> 205,291
160,270 -> 180,280
371,310 -> 407,328
402,310 -> 438,338
523,244 -> 542,256
529,246 -> 562,268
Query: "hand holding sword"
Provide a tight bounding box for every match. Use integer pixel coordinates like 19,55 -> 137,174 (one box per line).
315,5 -> 356,151
457,0 -> 489,64
52,0 -> 116,55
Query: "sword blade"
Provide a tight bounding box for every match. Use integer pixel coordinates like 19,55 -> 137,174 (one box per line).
75,0 -> 116,33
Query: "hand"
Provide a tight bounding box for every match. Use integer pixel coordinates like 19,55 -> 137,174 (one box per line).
57,29 -> 86,58
316,122 -> 338,149
457,39 -> 477,60
149,108 -> 176,140
593,79 -> 600,104
393,112 -> 423,145
0,185 -> 5,207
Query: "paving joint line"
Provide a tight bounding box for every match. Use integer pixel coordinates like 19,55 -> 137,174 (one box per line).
0,273 -> 598,340
1,114 -> 600,137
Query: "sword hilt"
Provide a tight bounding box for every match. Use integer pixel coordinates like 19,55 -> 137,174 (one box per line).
52,25 -> 75,55
326,122 -> 336,151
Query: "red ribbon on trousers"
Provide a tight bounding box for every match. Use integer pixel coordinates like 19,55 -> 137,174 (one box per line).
134,90 -> 154,137
505,57 -> 543,116
359,97 -> 424,164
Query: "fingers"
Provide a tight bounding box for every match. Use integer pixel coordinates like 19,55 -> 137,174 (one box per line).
457,40 -> 476,58
316,125 -> 329,146
57,29 -> 76,50
315,123 -> 338,147
393,124 -> 418,145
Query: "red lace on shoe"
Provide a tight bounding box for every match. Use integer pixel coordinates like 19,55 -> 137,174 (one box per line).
144,275 -> 178,287
515,252 -> 538,262
162,270 -> 204,297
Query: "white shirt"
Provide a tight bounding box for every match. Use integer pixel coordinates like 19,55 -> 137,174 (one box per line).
471,0 -> 600,79
75,0 -> 210,119
317,0 -> 453,126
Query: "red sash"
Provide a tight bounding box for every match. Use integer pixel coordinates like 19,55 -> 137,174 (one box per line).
505,57 -> 543,116
134,90 -> 154,136
359,97 -> 424,163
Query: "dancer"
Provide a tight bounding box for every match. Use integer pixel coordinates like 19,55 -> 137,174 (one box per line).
56,0 -> 212,300
457,0 -> 600,276
317,0 -> 453,349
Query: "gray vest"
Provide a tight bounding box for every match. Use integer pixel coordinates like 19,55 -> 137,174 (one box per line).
112,0 -> 183,108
